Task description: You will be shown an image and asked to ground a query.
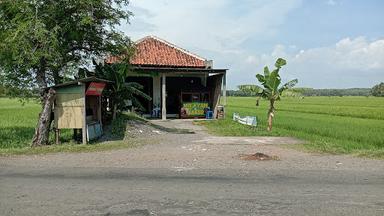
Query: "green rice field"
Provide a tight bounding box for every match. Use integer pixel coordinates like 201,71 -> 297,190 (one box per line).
202,96 -> 384,158
0,98 -> 78,150
1,97 -> 384,158
0,98 -> 41,149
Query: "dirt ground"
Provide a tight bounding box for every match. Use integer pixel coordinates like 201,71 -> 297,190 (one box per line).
1,120 -> 383,216
1,119 -> 382,172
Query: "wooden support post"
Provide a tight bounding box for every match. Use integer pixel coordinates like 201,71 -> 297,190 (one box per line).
222,74 -> 227,106
55,129 -> 60,144
212,74 -> 223,119
98,95 -> 102,128
161,74 -> 167,120
82,84 -> 87,144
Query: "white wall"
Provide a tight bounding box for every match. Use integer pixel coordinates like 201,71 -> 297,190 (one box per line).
152,75 -> 161,108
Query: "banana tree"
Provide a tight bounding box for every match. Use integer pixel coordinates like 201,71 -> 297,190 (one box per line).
239,58 -> 298,131
93,59 -> 152,119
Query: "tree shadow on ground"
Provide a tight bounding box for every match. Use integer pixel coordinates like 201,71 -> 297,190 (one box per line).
97,114 -> 195,144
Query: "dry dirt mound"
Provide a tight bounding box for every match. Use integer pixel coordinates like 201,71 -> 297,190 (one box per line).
238,152 -> 279,161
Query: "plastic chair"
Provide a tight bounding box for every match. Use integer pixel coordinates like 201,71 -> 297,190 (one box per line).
206,111 -> 213,119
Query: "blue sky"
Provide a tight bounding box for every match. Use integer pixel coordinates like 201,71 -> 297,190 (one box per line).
119,0 -> 384,89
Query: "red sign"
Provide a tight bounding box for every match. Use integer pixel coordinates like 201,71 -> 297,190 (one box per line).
86,82 -> 106,96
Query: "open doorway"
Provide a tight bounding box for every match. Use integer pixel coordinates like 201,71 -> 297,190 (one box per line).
165,76 -> 207,116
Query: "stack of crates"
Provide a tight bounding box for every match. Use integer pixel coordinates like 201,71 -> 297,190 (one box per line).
217,105 -> 225,119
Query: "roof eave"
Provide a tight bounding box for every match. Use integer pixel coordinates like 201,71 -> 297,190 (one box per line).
132,66 -> 227,73
47,77 -> 113,89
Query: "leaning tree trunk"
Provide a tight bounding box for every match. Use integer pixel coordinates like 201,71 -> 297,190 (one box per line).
31,88 -> 56,147
267,99 -> 275,132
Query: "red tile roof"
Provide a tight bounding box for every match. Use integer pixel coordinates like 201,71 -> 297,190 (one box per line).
107,36 -> 207,68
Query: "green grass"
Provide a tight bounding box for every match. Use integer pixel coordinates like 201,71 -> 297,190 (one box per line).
0,98 -> 144,155
0,98 -> 41,149
0,140 -> 144,156
202,96 -> 384,159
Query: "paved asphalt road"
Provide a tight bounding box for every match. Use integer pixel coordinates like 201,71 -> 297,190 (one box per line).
1,166 -> 383,216
1,120 -> 383,215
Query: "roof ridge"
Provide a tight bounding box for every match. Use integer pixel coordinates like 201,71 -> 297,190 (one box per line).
136,35 -> 207,62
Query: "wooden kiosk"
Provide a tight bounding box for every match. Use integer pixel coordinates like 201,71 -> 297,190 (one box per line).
52,77 -> 111,144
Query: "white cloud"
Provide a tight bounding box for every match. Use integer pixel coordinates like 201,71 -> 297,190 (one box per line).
293,37 -> 384,71
245,55 -> 259,65
118,1 -> 384,89
123,0 -> 302,53
271,44 -> 288,58
240,37 -> 384,88
326,0 -> 337,6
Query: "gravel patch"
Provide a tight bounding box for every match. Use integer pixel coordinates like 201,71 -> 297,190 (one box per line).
125,120 -> 166,138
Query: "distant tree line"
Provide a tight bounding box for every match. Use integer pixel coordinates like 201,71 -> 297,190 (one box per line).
295,88 -> 371,97
228,86 -> 382,97
227,90 -> 258,97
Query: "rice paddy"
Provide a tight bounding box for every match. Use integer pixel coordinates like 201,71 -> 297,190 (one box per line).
202,96 -> 384,158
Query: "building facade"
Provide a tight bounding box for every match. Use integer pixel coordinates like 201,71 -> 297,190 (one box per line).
107,36 -> 227,119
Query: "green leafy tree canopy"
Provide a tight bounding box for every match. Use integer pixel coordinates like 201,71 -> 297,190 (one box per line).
0,0 -> 132,98
0,0 -> 133,146
371,82 -> 384,97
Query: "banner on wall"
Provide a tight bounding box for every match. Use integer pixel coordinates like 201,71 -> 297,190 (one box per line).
181,102 -> 209,117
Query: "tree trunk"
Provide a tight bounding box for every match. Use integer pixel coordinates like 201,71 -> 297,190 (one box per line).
31,88 -> 56,147
267,99 -> 275,131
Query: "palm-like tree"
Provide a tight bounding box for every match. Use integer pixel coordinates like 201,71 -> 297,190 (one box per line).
93,58 -> 152,119
239,58 -> 298,131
